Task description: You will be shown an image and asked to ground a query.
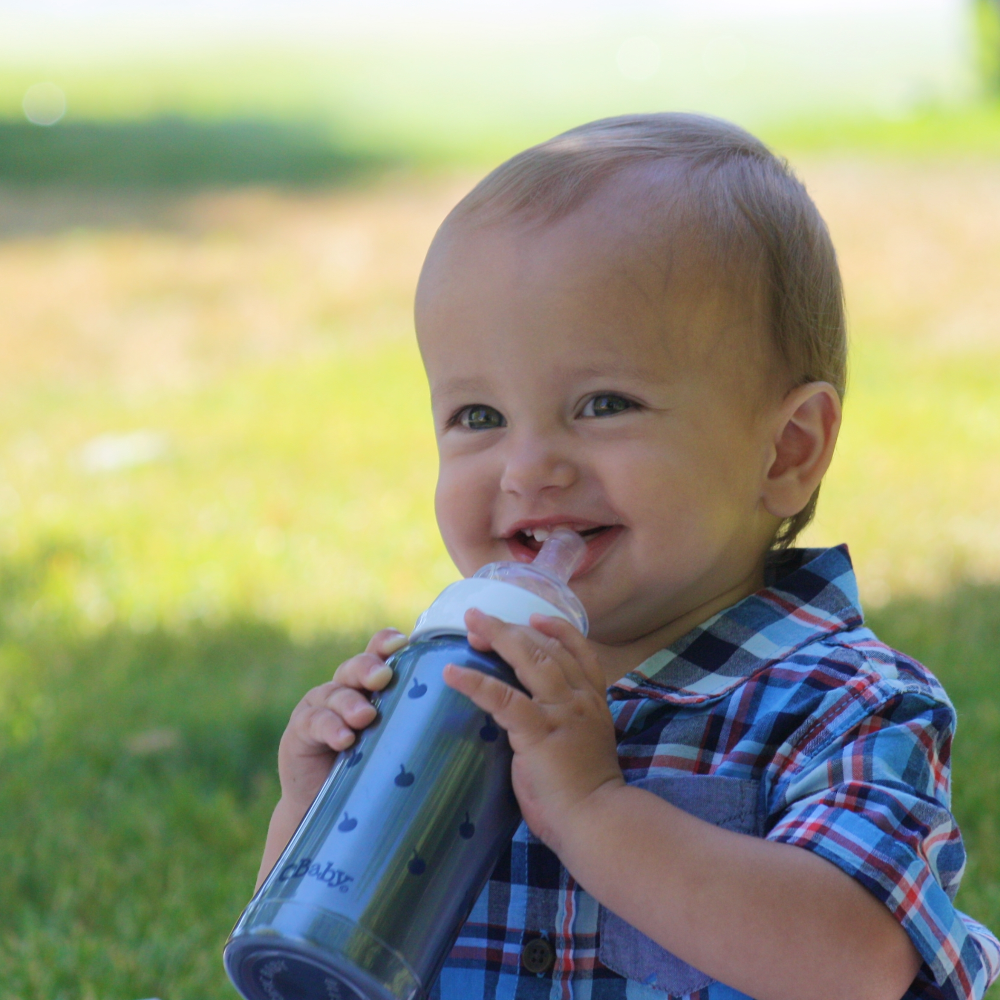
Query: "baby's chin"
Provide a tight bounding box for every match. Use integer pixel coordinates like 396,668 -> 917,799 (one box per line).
580,615 -> 650,649
572,587 -> 645,643
578,572 -> 696,644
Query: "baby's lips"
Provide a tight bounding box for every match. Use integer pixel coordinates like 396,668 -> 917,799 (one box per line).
568,523 -> 625,577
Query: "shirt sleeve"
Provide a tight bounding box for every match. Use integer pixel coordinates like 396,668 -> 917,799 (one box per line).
764,686 -> 1000,1000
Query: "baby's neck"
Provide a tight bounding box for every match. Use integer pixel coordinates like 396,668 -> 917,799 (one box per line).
594,564 -> 767,687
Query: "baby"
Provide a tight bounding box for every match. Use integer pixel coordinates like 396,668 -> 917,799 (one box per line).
257,114 -> 1000,1000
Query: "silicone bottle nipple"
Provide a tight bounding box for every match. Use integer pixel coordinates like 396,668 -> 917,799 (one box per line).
472,528 -> 589,635
529,528 -> 587,584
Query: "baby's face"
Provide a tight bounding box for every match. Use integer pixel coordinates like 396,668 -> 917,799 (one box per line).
415,192 -> 783,646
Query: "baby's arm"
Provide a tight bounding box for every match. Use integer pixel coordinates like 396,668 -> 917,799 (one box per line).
562,782 -> 921,1000
445,610 -> 921,1000
256,628 -> 408,891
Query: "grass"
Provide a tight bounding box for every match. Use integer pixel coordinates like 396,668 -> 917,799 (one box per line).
3,103 -> 1000,191
0,157 -> 997,996
0,31 -> 996,170
766,101 -> 1000,159
0,578 -> 362,999
0,118 -> 385,187
868,588 -> 1000,934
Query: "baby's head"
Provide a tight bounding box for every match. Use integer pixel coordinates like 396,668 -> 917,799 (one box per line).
415,113 -> 845,649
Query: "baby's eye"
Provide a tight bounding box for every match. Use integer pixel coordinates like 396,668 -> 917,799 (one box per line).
454,404 -> 506,431
580,394 -> 635,418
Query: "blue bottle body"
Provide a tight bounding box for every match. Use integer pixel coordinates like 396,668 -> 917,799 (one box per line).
224,635 -> 523,1000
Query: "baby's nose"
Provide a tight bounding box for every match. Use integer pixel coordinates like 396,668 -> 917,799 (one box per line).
499,436 -> 577,496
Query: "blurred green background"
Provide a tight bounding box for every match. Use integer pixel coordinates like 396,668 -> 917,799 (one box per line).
1,1 -> 999,997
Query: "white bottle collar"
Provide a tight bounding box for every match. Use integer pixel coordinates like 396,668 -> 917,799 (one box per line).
410,577 -> 572,641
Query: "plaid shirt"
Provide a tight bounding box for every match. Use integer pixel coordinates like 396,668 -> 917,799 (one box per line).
430,545 -> 1000,1000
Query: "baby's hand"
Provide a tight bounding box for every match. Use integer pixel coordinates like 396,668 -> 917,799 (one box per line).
443,609 -> 624,855
277,628 -> 408,814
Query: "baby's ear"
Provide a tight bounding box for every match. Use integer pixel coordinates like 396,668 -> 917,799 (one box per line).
761,382 -> 842,520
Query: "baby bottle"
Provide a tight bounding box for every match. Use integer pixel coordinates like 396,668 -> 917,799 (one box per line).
224,529 -> 588,1000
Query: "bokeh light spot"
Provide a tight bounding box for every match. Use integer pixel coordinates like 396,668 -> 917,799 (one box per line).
22,82 -> 67,126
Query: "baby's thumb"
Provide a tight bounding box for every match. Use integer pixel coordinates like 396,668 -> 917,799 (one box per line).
367,628 -> 408,659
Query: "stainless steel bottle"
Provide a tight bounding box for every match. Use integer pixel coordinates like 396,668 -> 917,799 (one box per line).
224,530 -> 588,1000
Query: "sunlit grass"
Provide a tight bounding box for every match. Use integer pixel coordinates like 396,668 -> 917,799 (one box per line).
0,342 -> 455,634
799,159 -> 1000,605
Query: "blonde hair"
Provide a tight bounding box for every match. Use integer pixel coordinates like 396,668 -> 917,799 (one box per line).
447,113 -> 847,548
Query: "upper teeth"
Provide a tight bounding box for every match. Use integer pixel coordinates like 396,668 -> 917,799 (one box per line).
528,528 -> 552,542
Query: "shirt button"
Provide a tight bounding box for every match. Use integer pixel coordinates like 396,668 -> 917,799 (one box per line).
521,936 -> 555,975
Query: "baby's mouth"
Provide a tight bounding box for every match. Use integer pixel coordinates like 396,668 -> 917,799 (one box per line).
504,523 -> 622,573
512,524 -> 610,554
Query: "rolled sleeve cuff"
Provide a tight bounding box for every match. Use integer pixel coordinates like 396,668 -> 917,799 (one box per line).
768,804 -> 1000,1000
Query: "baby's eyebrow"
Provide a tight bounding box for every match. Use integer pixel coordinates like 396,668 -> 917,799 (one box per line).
432,363 -> 658,399
566,361 -> 653,382
431,375 -> 493,397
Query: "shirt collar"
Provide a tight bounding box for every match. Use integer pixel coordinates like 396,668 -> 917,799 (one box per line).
610,545 -> 863,705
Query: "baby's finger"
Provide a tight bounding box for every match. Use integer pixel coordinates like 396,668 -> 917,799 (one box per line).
332,651 -> 395,692
442,663 -> 543,739
293,706 -> 357,755
323,686 -> 378,729
366,628 -> 409,660
529,615 -> 606,692
465,609 -> 574,702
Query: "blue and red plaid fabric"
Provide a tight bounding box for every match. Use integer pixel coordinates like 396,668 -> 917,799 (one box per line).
430,545 -> 1000,1000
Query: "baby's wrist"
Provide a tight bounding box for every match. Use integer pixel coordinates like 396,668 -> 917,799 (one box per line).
275,787 -> 319,826
553,778 -> 628,864
274,792 -> 309,823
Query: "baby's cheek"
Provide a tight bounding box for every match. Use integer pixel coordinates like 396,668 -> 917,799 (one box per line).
434,470 -> 494,573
